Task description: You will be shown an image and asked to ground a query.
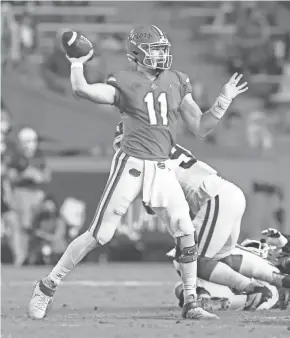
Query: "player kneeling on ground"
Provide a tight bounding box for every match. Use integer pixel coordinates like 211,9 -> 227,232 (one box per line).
170,227 -> 290,311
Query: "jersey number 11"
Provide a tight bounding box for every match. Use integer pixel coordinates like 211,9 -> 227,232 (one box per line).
144,92 -> 168,126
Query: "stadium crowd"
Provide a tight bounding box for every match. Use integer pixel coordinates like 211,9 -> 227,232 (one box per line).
1,103 -> 86,266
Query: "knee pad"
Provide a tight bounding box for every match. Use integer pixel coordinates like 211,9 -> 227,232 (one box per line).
95,221 -> 118,245
175,234 -> 198,264
112,205 -> 127,216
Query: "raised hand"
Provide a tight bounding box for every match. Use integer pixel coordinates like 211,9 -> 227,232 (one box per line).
221,73 -> 248,100
261,228 -> 288,248
261,228 -> 281,238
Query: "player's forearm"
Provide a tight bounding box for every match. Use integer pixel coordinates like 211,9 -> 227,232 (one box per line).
199,94 -> 232,137
198,110 -> 220,137
180,93 -> 232,138
69,64 -> 115,104
70,64 -> 89,96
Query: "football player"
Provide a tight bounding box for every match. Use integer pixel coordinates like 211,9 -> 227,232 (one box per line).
171,234 -> 290,311
28,25 -> 247,320
172,254 -> 283,312
114,121 -> 290,309
171,240 -> 290,310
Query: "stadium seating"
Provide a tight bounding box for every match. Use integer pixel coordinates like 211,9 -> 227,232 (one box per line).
3,1 -> 290,156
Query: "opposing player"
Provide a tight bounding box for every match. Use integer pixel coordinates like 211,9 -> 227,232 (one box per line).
172,237 -> 290,311
28,25 -> 247,320
172,255 -> 282,312
114,121 -> 287,305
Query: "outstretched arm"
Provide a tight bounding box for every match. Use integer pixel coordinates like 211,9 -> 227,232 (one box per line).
179,73 -> 248,138
67,50 -> 116,105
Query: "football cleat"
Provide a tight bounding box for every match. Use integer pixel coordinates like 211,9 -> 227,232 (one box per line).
243,281 -> 272,311
175,282 -> 230,311
28,279 -> 57,319
199,297 -> 231,312
182,297 -> 219,320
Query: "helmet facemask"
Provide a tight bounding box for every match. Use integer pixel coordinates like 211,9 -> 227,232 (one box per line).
138,40 -> 172,70
241,239 -> 270,259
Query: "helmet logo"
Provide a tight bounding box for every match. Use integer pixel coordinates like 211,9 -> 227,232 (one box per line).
127,26 -> 172,70
130,32 -> 152,41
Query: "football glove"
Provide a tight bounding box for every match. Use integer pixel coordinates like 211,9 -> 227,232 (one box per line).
244,284 -> 272,311
261,228 -> 288,248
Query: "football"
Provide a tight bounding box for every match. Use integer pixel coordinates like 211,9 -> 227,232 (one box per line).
61,31 -> 94,60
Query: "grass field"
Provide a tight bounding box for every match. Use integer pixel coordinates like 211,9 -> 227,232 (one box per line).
1,263 -> 290,338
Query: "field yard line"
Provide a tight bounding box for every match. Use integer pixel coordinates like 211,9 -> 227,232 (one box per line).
2,280 -> 175,287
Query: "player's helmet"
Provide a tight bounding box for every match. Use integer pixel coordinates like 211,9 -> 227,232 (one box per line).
241,239 -> 270,259
126,25 -> 172,70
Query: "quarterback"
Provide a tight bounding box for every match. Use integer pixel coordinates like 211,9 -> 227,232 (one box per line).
28,25 -> 247,320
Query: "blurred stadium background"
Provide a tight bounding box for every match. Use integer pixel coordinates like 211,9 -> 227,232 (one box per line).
1,0 -> 290,265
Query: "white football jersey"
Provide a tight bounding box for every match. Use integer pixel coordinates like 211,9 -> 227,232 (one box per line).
170,144 -> 217,189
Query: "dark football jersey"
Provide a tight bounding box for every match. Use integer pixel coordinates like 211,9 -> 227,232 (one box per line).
107,68 -> 191,160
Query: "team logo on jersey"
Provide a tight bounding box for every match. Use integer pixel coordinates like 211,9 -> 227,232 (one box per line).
150,83 -> 157,90
129,168 -> 141,177
157,162 -> 166,169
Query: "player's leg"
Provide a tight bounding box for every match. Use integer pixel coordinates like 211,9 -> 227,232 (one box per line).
193,183 -> 257,290
174,278 -> 279,311
196,181 -> 246,259
28,150 -> 144,319
184,183 -> 272,307
221,246 -> 290,289
173,256 -> 273,311
174,279 -> 244,310
155,173 -> 218,319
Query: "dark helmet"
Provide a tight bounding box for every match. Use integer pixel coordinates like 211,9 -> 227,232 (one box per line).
126,25 -> 172,70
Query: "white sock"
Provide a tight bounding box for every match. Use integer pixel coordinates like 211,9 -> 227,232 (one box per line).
181,260 -> 197,302
46,231 -> 98,285
176,235 -> 197,303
